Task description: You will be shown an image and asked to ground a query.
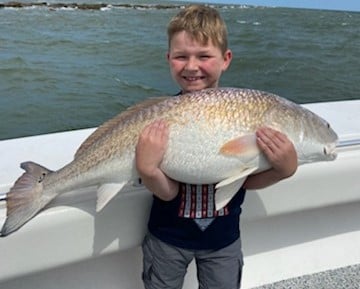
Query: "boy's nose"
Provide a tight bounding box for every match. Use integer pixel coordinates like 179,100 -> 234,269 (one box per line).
185,57 -> 199,71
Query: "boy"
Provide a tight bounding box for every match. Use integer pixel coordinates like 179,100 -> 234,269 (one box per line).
136,5 -> 297,289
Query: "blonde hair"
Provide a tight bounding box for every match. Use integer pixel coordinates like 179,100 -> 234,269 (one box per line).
167,4 -> 229,54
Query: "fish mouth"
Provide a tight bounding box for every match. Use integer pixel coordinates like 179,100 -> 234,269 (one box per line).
324,143 -> 337,160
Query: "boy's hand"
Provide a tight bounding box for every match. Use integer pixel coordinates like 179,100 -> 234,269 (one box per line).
243,127 -> 297,190
135,119 -> 178,201
256,127 -> 298,178
136,119 -> 169,175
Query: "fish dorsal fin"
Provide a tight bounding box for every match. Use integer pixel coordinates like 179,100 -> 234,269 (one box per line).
75,97 -> 169,158
96,182 -> 127,212
215,166 -> 258,210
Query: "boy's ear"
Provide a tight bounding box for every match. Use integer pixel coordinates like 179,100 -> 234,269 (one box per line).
222,49 -> 233,71
166,52 -> 170,62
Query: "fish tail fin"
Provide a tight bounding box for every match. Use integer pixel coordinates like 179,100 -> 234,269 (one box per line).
1,162 -> 53,237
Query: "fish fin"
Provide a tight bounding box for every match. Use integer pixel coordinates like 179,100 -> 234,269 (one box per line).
220,134 -> 259,156
75,97 -> 170,158
215,166 -> 258,210
1,162 -> 54,237
96,182 -> 126,212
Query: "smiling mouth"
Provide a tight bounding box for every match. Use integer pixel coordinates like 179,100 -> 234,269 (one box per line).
183,76 -> 205,81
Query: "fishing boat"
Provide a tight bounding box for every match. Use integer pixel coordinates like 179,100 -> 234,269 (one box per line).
0,99 -> 359,289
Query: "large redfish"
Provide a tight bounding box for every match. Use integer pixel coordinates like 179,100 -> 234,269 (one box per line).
0,88 -> 338,236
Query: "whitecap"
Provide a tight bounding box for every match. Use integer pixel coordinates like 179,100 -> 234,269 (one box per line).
100,5 -> 112,12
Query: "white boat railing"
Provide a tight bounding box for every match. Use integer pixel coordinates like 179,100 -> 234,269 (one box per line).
337,138 -> 360,147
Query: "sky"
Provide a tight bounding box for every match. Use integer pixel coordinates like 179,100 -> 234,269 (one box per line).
192,0 -> 360,12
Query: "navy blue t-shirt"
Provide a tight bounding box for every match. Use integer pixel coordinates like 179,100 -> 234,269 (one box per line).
148,183 -> 246,250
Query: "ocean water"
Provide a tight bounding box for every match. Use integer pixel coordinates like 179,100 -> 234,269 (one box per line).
0,1 -> 359,140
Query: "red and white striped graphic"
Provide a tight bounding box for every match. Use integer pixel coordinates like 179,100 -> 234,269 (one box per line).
178,183 -> 229,219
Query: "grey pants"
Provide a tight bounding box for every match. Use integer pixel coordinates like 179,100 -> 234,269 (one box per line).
142,233 -> 243,289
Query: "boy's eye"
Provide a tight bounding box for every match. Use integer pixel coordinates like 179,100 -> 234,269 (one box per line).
200,55 -> 211,59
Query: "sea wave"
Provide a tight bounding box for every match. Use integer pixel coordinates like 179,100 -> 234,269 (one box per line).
0,2 -> 183,10
0,1 -> 254,11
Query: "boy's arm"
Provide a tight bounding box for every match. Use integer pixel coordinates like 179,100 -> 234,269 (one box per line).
243,127 -> 298,190
135,120 -> 179,201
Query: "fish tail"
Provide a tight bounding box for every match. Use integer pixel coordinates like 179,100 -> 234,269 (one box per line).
1,161 -> 53,237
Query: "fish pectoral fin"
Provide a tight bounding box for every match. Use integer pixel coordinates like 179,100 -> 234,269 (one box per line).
220,134 -> 259,157
215,167 -> 258,210
96,182 -> 126,212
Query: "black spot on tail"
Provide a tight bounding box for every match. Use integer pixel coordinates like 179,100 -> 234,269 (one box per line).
0,162 -> 53,236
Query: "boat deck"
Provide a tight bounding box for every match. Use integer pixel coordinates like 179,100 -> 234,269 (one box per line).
253,264 -> 360,289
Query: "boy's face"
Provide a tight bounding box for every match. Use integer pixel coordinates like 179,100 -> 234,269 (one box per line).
167,31 -> 232,93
